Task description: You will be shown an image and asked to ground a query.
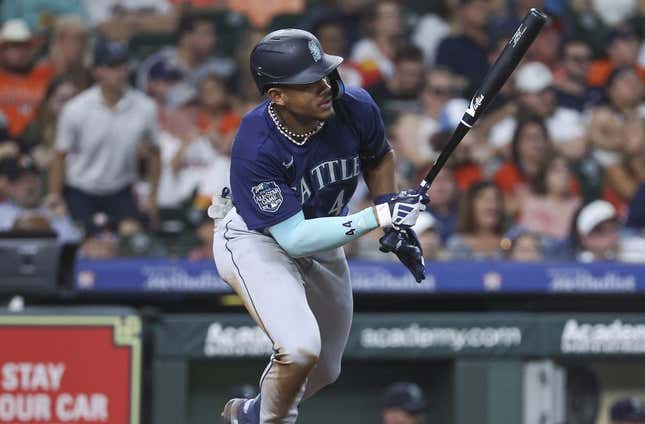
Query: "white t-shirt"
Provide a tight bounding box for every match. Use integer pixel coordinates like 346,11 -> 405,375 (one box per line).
412,14 -> 450,66
157,131 -> 217,208
489,107 -> 584,149
56,86 -> 159,195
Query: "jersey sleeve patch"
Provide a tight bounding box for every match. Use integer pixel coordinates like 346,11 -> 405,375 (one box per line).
251,181 -> 284,213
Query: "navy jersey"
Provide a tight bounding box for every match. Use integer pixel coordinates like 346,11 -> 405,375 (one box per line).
230,86 -> 391,231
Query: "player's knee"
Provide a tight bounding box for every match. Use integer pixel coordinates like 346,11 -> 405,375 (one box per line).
278,339 -> 321,371
293,348 -> 320,371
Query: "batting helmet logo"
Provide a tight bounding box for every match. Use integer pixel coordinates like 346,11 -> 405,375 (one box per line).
308,39 -> 322,62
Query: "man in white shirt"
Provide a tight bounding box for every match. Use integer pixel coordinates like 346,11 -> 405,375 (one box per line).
46,39 -> 160,233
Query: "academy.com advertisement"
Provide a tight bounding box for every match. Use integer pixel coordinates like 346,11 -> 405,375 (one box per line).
0,314 -> 141,424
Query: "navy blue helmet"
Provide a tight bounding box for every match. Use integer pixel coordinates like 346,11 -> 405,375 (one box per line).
250,29 -> 345,99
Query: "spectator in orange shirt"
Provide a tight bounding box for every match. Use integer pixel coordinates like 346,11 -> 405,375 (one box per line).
588,26 -> 645,87
196,74 -> 241,152
494,115 -> 553,214
0,19 -> 55,138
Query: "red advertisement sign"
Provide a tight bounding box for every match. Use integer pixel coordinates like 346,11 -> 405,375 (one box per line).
0,315 -> 141,424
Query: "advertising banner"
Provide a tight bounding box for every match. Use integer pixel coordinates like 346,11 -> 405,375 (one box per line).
74,259 -> 645,295
154,313 -> 539,359
154,313 -> 645,360
0,311 -> 141,424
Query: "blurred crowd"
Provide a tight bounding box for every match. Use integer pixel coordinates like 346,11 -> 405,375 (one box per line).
0,0 -> 643,263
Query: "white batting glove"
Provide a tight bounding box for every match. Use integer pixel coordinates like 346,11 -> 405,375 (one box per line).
373,189 -> 429,229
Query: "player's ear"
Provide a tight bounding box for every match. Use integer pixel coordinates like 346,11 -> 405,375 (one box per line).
266,87 -> 286,106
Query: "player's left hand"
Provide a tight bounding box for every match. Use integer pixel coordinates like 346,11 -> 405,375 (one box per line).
378,227 -> 426,283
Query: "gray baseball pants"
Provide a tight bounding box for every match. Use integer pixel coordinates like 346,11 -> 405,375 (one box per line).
213,208 -> 353,423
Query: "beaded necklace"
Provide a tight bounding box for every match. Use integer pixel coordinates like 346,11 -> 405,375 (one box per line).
268,102 -> 324,146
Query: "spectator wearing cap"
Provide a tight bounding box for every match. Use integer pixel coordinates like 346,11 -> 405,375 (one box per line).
47,39 -> 160,234
610,396 -> 645,424
136,13 -> 235,95
0,19 -> 55,139
146,60 -> 184,108
381,381 -> 427,424
0,155 -> 80,243
367,44 -> 425,126
570,199 -> 624,261
553,39 -> 601,112
489,61 -> 586,159
588,26 -> 645,88
434,0 -> 492,97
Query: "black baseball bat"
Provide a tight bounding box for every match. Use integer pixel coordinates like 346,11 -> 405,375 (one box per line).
418,8 -> 548,193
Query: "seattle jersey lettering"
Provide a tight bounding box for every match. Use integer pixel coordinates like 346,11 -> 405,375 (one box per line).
294,155 -> 360,204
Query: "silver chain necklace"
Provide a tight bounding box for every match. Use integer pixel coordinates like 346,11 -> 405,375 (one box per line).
268,102 -> 324,146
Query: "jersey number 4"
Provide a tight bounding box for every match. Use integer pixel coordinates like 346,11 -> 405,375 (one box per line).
328,190 -> 345,217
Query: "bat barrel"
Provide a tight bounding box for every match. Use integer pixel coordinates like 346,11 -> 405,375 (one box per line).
461,8 -> 548,127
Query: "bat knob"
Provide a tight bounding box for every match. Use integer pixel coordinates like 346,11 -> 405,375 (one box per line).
529,8 -> 548,21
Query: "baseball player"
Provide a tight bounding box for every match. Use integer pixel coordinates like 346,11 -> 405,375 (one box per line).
213,29 -> 427,423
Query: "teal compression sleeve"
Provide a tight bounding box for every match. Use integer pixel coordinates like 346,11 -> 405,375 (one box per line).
268,208 -> 379,257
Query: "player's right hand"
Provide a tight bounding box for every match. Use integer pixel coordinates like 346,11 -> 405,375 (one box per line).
373,189 -> 429,229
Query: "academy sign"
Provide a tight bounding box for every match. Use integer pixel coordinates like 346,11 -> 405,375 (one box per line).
561,319 -> 645,354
